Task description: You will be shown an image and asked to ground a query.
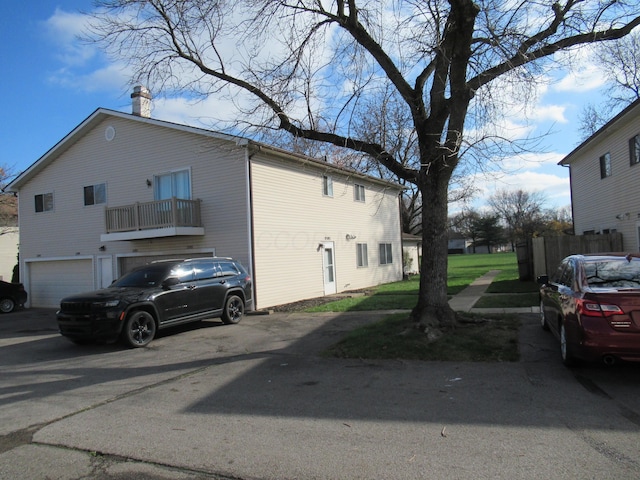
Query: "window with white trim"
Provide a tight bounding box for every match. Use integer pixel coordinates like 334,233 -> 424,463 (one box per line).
379,243 -> 393,265
354,184 -> 365,202
35,193 -> 54,213
154,169 -> 191,200
322,175 -> 333,197
84,183 -> 107,206
356,243 -> 368,267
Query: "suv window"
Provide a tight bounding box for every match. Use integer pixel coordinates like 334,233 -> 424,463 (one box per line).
218,261 -> 240,277
192,260 -> 216,281
169,264 -> 194,282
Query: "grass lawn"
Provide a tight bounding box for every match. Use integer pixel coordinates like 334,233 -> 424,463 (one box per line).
324,313 -> 520,362
311,252 -> 534,362
307,252 -> 538,313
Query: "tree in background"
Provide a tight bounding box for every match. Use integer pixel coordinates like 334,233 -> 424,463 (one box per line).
488,189 -> 546,249
451,210 -> 504,253
0,167 -> 17,232
580,30 -> 640,138
540,206 -> 573,236
88,0 -> 640,335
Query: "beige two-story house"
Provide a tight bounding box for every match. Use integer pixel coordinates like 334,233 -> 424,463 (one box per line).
560,98 -> 640,251
8,89 -> 403,309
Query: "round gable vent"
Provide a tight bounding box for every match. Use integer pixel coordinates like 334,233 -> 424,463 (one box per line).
105,125 -> 116,142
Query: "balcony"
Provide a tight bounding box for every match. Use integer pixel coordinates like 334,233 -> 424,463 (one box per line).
100,197 -> 204,242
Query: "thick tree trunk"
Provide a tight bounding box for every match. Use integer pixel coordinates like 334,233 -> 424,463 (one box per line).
410,169 -> 457,338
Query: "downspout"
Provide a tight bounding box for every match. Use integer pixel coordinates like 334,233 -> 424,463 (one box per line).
245,144 -> 258,310
561,163 -> 575,235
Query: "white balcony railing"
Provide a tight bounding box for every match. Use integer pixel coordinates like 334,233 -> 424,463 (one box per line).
105,197 -> 202,233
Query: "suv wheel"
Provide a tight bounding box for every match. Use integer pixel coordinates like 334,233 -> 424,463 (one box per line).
0,298 -> 15,313
222,295 -> 244,324
122,311 -> 157,348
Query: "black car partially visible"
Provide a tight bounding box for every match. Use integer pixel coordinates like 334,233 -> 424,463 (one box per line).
0,280 -> 28,313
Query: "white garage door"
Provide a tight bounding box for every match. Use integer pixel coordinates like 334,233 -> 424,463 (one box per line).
28,259 -> 94,308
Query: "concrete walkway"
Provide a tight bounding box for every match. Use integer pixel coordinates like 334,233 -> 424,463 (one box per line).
448,269 -> 540,314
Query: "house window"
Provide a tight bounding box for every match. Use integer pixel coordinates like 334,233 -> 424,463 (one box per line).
154,169 -> 191,200
599,153 -> 612,178
35,193 -> 54,213
322,175 -> 333,197
84,183 -> 106,206
630,135 -> 640,166
379,243 -> 393,265
356,243 -> 368,267
354,184 -> 365,202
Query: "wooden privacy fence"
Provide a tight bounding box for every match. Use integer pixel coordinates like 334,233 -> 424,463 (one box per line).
528,233 -> 623,280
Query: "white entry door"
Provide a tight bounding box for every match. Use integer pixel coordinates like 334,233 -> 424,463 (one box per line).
98,256 -> 114,289
322,242 -> 337,295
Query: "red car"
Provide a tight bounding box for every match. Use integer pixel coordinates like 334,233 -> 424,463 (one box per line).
538,253 -> 640,366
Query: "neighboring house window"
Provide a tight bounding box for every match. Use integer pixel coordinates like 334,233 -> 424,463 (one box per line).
356,243 -> 368,267
599,153 -> 612,178
354,184 -> 365,202
35,193 -> 54,213
322,175 -> 333,197
154,169 -> 191,200
630,135 -> 640,166
84,183 -> 106,206
379,243 -> 393,265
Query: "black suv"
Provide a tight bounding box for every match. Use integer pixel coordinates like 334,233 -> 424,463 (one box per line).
56,257 -> 252,347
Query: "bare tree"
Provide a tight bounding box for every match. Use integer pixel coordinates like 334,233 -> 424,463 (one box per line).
488,189 -> 547,249
87,0 -> 640,335
580,30 -> 640,137
0,167 -> 18,233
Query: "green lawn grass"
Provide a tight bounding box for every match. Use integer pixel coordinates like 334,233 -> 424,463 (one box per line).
307,252 -> 537,313
324,313 -> 521,362
313,252 -> 532,362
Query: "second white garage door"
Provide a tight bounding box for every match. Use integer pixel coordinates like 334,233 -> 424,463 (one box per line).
28,259 -> 94,308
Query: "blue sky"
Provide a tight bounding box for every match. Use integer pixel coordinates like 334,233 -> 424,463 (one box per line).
0,1 -> 616,211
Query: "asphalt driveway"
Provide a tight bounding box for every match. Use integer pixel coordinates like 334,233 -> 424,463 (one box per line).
1,308 -> 640,479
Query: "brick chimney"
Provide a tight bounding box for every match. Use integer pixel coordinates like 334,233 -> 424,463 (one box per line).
131,86 -> 152,118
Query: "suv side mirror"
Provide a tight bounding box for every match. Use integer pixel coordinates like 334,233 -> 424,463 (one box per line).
162,277 -> 181,289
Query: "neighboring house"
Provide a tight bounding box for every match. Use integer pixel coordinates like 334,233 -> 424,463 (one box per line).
402,233 -> 421,274
0,228 -> 19,281
559,98 -> 640,251
7,88 -> 403,309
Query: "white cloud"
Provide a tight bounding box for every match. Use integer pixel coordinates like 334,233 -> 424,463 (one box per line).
43,8 -> 96,67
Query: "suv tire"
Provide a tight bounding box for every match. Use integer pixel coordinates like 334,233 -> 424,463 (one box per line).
122,311 -> 157,348
222,295 -> 244,324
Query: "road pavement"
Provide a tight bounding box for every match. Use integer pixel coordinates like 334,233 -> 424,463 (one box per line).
1,307 -> 640,479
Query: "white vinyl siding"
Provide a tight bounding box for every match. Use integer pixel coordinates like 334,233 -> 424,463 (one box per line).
250,155 -> 402,308
566,104 -> 640,251
16,115 -> 252,302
